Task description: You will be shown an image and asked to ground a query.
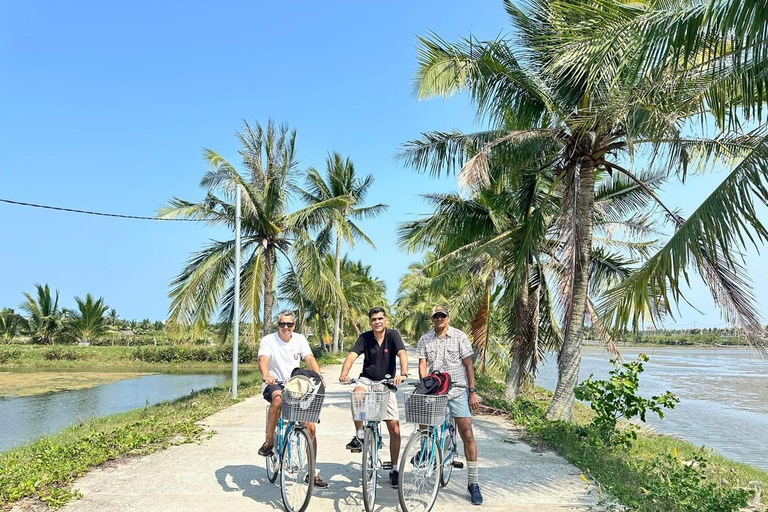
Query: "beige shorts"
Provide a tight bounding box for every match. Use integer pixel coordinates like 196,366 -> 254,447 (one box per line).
355,380 -> 400,421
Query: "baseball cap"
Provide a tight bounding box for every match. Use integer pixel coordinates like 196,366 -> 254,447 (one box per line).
431,305 -> 449,317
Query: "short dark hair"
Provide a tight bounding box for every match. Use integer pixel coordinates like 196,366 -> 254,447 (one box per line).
368,307 -> 387,319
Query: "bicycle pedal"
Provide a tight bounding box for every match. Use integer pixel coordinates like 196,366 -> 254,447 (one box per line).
382,461 -> 393,470
452,461 -> 464,469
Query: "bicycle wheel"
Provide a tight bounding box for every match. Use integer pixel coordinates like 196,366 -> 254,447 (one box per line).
279,427 -> 314,512
440,418 -> 457,487
361,426 -> 378,512
265,429 -> 280,483
398,430 -> 441,512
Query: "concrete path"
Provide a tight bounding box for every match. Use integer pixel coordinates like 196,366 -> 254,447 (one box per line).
20,358 -> 602,512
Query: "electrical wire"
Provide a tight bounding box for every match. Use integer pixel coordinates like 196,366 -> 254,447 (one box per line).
0,198 -> 205,222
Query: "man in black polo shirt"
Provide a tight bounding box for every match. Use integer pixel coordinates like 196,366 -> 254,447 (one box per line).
339,306 -> 408,488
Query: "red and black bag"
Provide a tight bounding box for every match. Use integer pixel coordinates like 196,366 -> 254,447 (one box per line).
415,371 -> 452,395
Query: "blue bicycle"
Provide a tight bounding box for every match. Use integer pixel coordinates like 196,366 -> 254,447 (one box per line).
398,384 -> 464,512
263,381 -> 324,512
345,376 -> 397,512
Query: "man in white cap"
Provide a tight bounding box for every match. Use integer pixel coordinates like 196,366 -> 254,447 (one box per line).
416,305 -> 483,505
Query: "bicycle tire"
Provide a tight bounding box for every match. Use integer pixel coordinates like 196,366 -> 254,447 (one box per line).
265,429 -> 280,483
398,430 -> 441,512
362,426 -> 378,512
440,418 -> 457,487
279,427 -> 314,512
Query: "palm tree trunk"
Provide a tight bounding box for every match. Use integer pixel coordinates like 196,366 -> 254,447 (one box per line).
332,234 -> 342,354
261,246 -> 275,338
504,268 -> 529,402
546,160 -> 596,421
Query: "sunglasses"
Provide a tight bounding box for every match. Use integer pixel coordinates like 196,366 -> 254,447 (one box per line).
431,313 -> 447,319
370,317 -> 386,322
278,322 -> 295,328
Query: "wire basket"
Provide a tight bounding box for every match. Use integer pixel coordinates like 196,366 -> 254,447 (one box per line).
404,392 -> 448,426
350,389 -> 391,422
281,390 -> 325,423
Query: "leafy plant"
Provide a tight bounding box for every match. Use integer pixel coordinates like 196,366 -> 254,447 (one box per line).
632,451 -> 753,512
574,354 -> 678,448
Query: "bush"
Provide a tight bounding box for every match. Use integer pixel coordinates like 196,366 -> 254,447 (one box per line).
133,343 -> 255,364
574,354 -> 679,448
629,451 -> 753,512
43,347 -> 83,361
0,347 -> 22,364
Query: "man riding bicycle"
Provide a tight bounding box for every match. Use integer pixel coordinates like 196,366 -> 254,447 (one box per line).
258,309 -> 328,488
339,307 -> 408,488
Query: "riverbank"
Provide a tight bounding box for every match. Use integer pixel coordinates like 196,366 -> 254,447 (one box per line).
0,374 -> 261,509
0,371 -> 151,397
476,377 -> 768,511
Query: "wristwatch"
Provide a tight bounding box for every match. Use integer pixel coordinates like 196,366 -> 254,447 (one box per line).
468,387 -> 476,393
400,372 -> 409,378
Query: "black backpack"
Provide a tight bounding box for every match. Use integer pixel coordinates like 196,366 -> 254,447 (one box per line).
415,371 -> 452,395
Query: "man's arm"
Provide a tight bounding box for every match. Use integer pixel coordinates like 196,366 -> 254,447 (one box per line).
394,349 -> 409,385
462,356 -> 479,412
338,352 -> 359,382
418,358 -> 428,379
259,355 -> 275,385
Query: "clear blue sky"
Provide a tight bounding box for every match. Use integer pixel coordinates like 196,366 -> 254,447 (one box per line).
1,1 -> 765,329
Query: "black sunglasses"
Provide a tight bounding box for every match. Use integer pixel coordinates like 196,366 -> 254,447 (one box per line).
431,313 -> 447,319
278,322 -> 295,328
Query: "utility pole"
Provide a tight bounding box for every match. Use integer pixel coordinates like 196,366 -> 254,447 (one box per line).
232,184 -> 241,398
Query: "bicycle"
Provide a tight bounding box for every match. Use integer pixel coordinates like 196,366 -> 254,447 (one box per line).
397,384 -> 465,512
344,376 -> 397,512
263,380 -> 325,512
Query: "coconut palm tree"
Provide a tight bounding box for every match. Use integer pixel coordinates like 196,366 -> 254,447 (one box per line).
20,284 -> 62,344
159,120 -> 348,338
401,0 -> 767,419
64,294 -> 110,344
0,309 -> 27,344
294,152 -> 388,352
339,257 -> 389,337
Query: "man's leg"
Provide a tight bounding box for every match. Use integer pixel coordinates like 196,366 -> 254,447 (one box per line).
451,393 -> 483,505
385,419 -> 401,464
260,387 -> 282,456
346,385 -> 366,451
453,417 -> 477,461
303,421 -> 329,488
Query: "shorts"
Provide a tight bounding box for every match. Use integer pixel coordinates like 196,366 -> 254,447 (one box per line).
355,379 -> 399,421
262,383 -> 284,403
447,390 -> 471,418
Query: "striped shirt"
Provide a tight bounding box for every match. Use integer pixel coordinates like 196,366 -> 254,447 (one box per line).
416,326 -> 473,399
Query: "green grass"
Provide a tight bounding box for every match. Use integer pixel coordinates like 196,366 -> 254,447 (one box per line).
476,375 -> 768,511
0,374 -> 261,509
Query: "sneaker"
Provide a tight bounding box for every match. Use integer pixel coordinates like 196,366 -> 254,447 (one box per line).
346,436 -> 363,451
258,442 -> 274,457
314,475 -> 329,488
389,470 -> 399,488
468,483 -> 483,505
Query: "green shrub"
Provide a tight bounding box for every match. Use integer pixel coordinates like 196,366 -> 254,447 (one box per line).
574,354 -> 678,448
43,347 -> 82,361
629,451 -> 753,512
0,347 -> 22,364
133,343 -> 255,364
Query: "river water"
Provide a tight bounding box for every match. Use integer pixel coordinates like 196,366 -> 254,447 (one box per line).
0,370 -> 229,452
536,346 -> 768,471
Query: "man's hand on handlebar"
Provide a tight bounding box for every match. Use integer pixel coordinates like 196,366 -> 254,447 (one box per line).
339,373 -> 350,383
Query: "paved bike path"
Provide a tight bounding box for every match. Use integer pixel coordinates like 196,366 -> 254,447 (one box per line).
22,357 -> 602,512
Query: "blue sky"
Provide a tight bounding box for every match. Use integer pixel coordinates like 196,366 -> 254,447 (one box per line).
1,1 -> 765,329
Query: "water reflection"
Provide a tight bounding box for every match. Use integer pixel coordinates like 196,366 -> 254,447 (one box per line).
536,347 -> 768,471
1,372 -> 228,452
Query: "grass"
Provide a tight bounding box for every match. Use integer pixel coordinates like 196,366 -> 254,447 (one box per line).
0,373 -> 261,509
476,375 -> 768,511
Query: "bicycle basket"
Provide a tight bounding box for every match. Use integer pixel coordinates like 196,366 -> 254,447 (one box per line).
282,389 -> 325,423
349,388 -> 390,422
404,392 -> 448,426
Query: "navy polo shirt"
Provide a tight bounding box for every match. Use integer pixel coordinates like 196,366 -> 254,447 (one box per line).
351,328 -> 406,381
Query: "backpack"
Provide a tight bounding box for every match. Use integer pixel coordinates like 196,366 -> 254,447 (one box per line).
415,371 -> 452,395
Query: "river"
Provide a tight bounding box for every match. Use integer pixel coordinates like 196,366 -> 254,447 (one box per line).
0,370 -> 229,452
536,346 -> 768,471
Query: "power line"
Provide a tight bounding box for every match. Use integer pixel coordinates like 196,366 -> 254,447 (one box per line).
0,198 -> 205,222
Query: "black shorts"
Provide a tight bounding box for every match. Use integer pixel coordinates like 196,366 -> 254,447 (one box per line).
263,383 -> 284,403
